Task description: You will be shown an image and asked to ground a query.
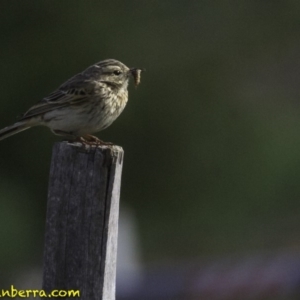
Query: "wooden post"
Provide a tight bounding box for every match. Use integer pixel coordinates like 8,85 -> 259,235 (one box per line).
42,141 -> 124,300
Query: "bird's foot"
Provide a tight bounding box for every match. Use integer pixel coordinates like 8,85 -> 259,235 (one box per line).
76,135 -> 114,146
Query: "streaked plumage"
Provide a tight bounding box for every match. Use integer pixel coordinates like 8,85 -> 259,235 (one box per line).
0,59 -> 143,142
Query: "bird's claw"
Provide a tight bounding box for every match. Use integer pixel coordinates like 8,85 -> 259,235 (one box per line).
75,135 -> 114,146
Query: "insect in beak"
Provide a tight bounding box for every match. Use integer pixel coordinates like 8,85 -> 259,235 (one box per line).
130,68 -> 145,86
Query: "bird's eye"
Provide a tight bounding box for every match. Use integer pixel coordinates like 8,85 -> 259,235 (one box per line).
113,70 -> 122,76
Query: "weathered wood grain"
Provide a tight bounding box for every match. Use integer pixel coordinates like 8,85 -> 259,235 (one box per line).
42,141 -> 124,300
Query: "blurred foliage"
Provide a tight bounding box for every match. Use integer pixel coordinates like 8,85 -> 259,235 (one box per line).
1,0 -> 300,285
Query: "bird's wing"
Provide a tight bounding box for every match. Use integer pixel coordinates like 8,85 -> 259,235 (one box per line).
20,77 -> 99,120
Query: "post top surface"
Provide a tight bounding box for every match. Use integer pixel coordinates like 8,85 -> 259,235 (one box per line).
54,141 -> 124,164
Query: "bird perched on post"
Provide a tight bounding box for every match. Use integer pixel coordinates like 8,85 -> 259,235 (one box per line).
0,59 -> 143,144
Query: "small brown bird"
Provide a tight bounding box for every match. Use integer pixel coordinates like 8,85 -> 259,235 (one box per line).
0,59 -> 143,143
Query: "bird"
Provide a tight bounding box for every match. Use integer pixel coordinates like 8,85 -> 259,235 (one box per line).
0,59 -> 143,144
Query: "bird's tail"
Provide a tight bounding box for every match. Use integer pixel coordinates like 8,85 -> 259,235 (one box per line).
0,121 -> 32,141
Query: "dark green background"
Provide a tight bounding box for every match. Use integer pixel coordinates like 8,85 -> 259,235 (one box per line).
1,0 -> 300,286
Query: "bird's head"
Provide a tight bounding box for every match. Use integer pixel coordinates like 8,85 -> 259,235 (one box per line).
95,59 -> 144,88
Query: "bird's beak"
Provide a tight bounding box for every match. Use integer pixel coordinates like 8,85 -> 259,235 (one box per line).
130,68 -> 145,87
